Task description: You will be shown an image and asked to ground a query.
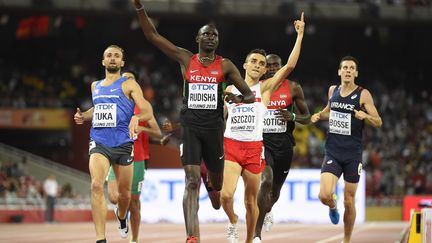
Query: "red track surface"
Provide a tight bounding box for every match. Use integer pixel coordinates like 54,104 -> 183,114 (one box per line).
0,221 -> 407,243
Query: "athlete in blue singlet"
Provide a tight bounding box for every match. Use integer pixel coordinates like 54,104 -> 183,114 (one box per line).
73,45 -> 152,243
311,56 -> 382,243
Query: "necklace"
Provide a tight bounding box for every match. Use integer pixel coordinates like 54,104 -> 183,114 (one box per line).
198,54 -> 215,64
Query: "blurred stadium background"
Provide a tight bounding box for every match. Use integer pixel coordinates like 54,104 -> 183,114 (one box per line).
0,0 -> 431,242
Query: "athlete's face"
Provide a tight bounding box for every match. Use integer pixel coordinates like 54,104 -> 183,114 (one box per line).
102,47 -> 124,73
338,60 -> 358,83
243,53 -> 267,80
196,25 -> 219,52
265,56 -> 282,79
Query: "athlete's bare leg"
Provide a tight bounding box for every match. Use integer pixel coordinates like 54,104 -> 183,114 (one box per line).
130,194 -> 141,242
112,164 -> 133,220
318,172 -> 339,208
183,165 -> 201,238
343,182 -> 358,243
89,153 -> 110,241
242,169 -> 261,243
220,160 -> 242,225
255,166 -> 273,238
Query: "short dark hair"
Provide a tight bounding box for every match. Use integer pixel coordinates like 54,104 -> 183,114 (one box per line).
245,49 -> 267,62
339,56 -> 359,70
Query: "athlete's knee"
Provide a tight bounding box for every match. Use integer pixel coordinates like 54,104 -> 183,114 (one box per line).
117,190 -> 131,203
129,197 -> 141,215
220,191 -> 234,204
91,180 -> 104,195
260,177 -> 272,192
108,191 -> 118,204
318,191 -> 333,204
344,195 -> 356,208
244,197 -> 258,212
185,174 -> 200,191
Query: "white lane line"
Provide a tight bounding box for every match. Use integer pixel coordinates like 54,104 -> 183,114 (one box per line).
315,223 -> 376,243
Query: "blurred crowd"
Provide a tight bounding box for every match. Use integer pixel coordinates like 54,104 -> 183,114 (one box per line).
0,159 -> 79,205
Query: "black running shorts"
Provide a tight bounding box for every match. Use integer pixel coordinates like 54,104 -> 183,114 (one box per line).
180,125 -> 224,174
89,140 -> 134,166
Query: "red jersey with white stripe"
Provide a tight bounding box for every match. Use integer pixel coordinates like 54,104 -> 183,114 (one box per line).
181,54 -> 225,129
133,105 -> 149,161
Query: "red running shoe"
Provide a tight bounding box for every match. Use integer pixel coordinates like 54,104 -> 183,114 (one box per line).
186,235 -> 198,243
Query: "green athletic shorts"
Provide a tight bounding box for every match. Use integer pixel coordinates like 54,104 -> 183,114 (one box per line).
107,160 -> 147,195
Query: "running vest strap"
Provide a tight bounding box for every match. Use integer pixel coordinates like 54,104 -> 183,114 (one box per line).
263,79 -> 296,150
90,77 -> 134,147
133,105 -> 149,161
224,82 -> 267,142
181,54 -> 225,129
325,85 -> 364,156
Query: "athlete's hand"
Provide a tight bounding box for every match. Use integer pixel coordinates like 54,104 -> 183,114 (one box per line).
224,91 -> 243,104
294,12 -> 305,35
162,119 -> 174,133
354,109 -> 368,120
131,0 -> 143,9
310,112 -> 320,123
129,115 -> 139,140
74,108 -> 84,125
275,109 -> 295,121
159,133 -> 172,146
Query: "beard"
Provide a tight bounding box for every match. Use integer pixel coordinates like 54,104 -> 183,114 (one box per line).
106,66 -> 120,73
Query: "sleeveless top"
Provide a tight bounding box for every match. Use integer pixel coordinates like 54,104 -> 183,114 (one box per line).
90,76 -> 134,147
263,79 -> 296,150
133,105 -> 149,161
181,54 -> 225,129
224,82 -> 267,142
325,85 -> 364,157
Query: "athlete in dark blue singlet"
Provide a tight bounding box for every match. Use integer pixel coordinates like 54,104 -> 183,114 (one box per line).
311,56 -> 382,243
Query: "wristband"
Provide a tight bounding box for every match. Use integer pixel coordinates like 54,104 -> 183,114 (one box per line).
136,5 -> 144,11
292,113 -> 296,121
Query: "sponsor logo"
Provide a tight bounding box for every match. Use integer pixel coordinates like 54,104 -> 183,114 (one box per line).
326,160 -> 333,165
127,157 -> 133,163
219,155 -> 224,160
351,94 -> 358,99
190,69 -> 199,73
358,163 -> 362,175
283,170 -> 289,174
110,88 -> 119,92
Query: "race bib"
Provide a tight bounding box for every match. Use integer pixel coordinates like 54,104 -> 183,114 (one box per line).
329,110 -> 351,135
93,103 -> 117,127
188,83 -> 218,109
263,109 -> 287,133
229,103 -> 257,132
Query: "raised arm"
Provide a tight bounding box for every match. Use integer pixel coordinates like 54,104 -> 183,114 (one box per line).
262,12 -> 305,94
131,0 -> 192,67
222,59 -> 255,104
355,89 -> 382,128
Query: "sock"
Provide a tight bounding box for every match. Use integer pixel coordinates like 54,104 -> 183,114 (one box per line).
96,239 -> 107,243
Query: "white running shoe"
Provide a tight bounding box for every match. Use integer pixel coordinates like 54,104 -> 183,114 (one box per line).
114,206 -> 129,239
227,223 -> 239,243
252,236 -> 262,243
263,211 -> 274,232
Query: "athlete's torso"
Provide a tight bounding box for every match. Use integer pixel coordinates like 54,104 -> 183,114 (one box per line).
181,54 -> 225,129
263,79 -> 296,150
224,82 -> 267,142
325,85 -> 364,157
133,105 -> 149,161
90,77 -> 134,147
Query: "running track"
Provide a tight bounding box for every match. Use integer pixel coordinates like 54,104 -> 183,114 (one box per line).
0,221 -> 407,243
